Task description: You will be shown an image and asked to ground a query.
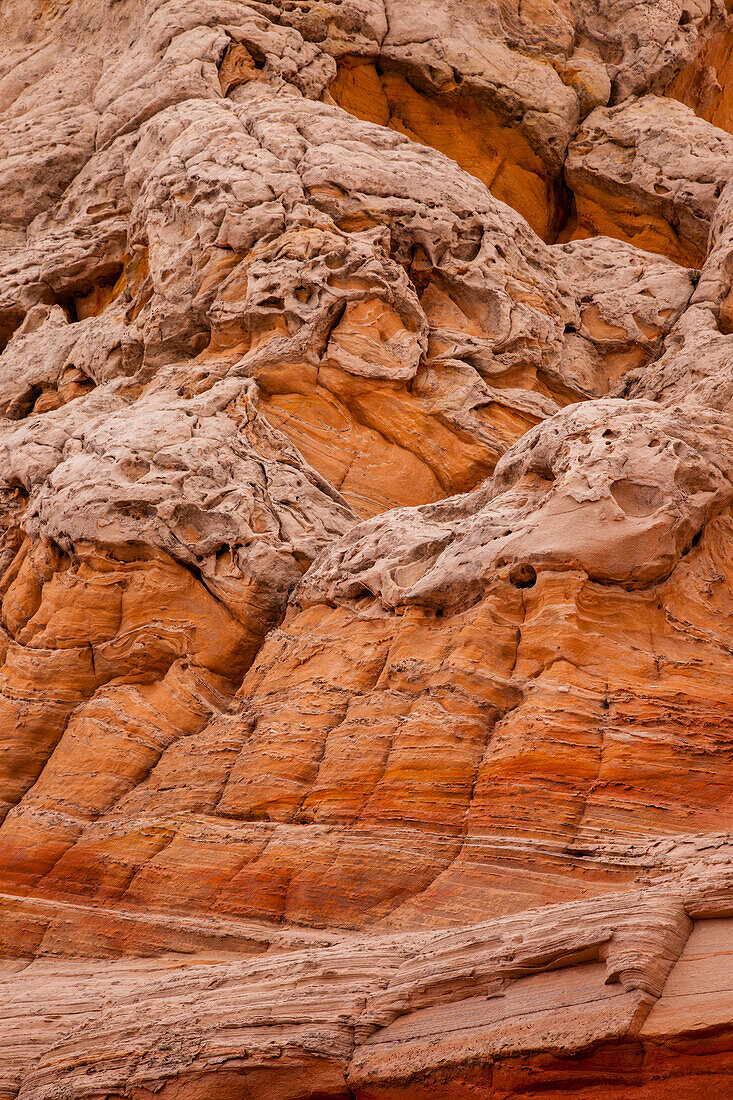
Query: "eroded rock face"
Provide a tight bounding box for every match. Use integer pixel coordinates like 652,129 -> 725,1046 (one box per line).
565,95 -> 733,264
325,0 -> 727,239
2,0 -> 733,1095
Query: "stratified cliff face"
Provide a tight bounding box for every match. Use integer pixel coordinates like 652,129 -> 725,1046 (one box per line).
2,0 -> 733,1095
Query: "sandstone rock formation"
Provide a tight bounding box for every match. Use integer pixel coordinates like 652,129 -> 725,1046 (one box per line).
2,0 -> 733,1095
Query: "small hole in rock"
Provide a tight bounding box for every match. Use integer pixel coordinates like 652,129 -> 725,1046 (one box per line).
56,295 -> 80,323
509,564 -> 537,589
0,311 -> 24,354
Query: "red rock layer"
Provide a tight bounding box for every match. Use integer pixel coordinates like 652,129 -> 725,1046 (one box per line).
1,0 -> 733,1094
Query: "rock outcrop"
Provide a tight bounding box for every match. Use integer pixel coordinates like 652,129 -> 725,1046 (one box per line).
2,0 -> 733,1095
564,95 -> 733,265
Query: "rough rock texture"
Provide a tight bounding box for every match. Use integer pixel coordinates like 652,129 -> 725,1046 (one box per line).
2,0 -> 733,1095
564,95 -> 733,265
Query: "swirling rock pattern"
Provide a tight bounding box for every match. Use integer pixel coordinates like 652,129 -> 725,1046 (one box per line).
1,0 -> 733,1095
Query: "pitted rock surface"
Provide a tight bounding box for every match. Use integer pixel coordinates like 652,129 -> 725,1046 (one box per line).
2,0 -> 733,1096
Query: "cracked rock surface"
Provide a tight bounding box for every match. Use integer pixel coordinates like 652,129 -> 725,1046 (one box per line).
2,0 -> 733,1096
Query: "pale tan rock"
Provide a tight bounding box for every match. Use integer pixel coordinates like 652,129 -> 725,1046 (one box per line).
0,43 -> 101,232
625,178 -> 733,408
0,377 -> 354,827
565,95 -> 733,264
1,0 -> 733,1094
0,74 -> 692,518
321,0 -> 727,237
299,399 -> 733,608
665,15 -> 733,134
0,885 -> 728,1097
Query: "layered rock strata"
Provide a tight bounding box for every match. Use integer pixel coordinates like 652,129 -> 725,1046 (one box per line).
2,0 -> 733,1095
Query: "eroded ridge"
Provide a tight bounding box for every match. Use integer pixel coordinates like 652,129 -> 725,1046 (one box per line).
2,0 -> 733,1095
